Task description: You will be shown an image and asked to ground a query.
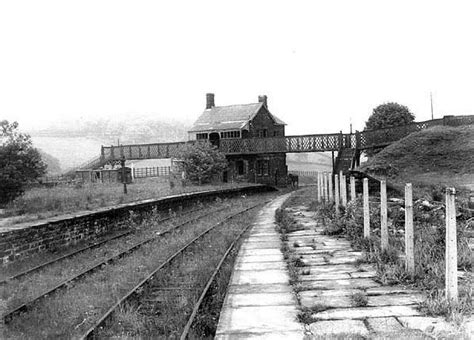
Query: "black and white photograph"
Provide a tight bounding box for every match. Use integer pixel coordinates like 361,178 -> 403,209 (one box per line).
1,1 -> 473,338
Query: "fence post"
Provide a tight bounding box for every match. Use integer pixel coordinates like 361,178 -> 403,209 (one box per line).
380,180 -> 388,250
445,187 -> 458,303
350,176 -> 356,201
131,163 -> 135,180
363,178 -> 370,238
324,172 -> 329,202
328,173 -> 334,202
317,172 -> 321,202
341,175 -> 347,207
334,174 -> 340,213
405,183 -> 415,276
320,173 -> 325,201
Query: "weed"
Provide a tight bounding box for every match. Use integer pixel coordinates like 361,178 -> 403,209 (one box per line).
297,305 -> 331,324
350,292 -> 368,307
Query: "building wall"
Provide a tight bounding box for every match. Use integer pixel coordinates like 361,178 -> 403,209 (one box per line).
248,106 -> 285,138
226,153 -> 287,186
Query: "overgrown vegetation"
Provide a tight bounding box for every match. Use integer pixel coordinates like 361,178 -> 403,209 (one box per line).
1,179 -> 249,227
2,194 -> 267,338
176,141 -> 228,185
361,125 -> 474,193
317,194 -> 473,323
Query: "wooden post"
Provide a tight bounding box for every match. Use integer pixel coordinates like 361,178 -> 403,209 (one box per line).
324,172 -> 329,202
317,172 -> 321,202
380,180 -> 388,250
363,178 -> 370,238
445,187 -> 458,303
328,173 -> 334,202
405,183 -> 415,276
335,174 -> 340,212
350,176 -> 356,201
341,175 -> 347,207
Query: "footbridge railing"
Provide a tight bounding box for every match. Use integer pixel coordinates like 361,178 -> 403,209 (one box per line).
94,114 -> 474,164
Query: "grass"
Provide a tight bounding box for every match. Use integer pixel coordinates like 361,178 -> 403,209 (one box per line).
2,193 -> 271,339
0,177 -> 255,227
350,291 -> 368,307
93,202 -> 255,338
361,125 -> 474,195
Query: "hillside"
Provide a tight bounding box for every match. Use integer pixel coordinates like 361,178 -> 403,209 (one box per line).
360,125 -> 474,191
28,117 -> 190,170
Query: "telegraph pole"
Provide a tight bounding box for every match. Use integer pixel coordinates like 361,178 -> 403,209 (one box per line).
430,92 -> 434,120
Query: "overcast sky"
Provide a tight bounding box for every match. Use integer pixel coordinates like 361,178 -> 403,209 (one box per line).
1,0 -> 473,135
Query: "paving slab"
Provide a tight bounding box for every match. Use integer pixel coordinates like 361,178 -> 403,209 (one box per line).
231,269 -> 290,285
299,272 -> 352,281
300,278 -> 380,290
308,319 -> 369,336
224,292 -> 297,307
366,286 -> 420,296
367,294 -> 423,307
312,305 -> 420,320
216,194 -> 304,339
234,260 -> 287,271
227,283 -> 293,294
366,317 -> 405,333
299,289 -> 364,299
215,330 -> 303,340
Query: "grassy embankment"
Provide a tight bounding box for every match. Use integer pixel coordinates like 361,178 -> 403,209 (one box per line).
2,193 -> 273,339
361,125 -> 474,196
0,178 -> 253,227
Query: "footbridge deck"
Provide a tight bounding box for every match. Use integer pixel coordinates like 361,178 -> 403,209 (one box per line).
80,115 -> 473,170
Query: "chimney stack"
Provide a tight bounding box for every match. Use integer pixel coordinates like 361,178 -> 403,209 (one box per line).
258,95 -> 268,109
206,93 -> 215,109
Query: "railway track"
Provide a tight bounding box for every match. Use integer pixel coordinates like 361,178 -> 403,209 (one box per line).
0,204 -> 205,284
2,204 -> 228,324
79,200 -> 269,339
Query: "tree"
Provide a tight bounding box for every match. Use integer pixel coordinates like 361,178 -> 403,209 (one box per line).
364,102 -> 415,157
0,120 -> 46,205
365,102 -> 415,131
176,141 -> 228,185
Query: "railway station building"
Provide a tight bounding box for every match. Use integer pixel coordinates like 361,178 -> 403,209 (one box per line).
188,93 -> 288,185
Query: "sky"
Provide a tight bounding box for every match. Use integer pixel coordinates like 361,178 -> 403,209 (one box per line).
1,0 -> 473,136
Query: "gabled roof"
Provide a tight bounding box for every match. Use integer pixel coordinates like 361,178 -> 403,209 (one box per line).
189,102 -> 286,133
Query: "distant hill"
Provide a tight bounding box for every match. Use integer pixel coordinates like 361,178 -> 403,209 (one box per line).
360,125 -> 474,191
287,152 -> 332,172
28,117 -> 190,170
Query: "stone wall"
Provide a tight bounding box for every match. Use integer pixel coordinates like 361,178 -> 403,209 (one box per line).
0,185 -> 275,265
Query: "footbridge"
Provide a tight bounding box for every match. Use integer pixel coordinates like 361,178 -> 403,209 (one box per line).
77,115 -> 474,171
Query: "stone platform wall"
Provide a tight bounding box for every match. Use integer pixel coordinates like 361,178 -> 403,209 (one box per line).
0,185 -> 275,265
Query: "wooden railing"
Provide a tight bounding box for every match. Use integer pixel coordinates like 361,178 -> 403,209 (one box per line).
94,114 -> 474,163
132,166 -> 171,178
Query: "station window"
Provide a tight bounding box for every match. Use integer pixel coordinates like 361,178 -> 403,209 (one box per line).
256,160 -> 270,176
257,129 -> 268,138
220,131 -> 241,139
196,133 -> 208,140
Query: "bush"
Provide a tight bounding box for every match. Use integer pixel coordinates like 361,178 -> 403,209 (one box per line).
176,141 -> 228,185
